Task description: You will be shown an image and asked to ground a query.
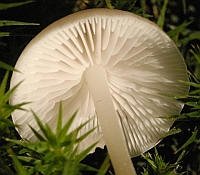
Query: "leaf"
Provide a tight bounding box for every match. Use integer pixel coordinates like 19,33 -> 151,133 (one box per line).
142,150 -> 177,175
44,124 -> 57,145
0,31 -> 9,37
7,149 -> 28,175
179,81 -> 200,88
181,31 -> 200,45
0,20 -> 38,27
57,110 -> 78,140
6,102 -> 98,174
79,163 -> 97,172
161,128 -> 182,139
0,102 -> 29,119
0,116 -> 14,127
176,129 -> 198,153
0,1 -> 33,10
190,89 -> 200,95
16,155 -> 35,163
143,153 -> 157,171
6,106 -> 101,175
56,102 -> 63,136
0,61 -> 19,72
76,142 -> 98,162
97,155 -> 110,175
31,111 -> 50,140
0,70 -> 28,131
182,111 -> 200,119
0,71 -> 9,97
29,125 -> 45,141
157,0 -> 168,29
167,21 -> 192,43
168,21 -> 192,37
62,160 -> 79,175
5,138 -> 26,147
188,31 -> 200,41
66,118 -> 93,144
185,101 -> 199,107
190,45 -> 200,64
0,81 -> 22,105
176,150 -> 186,163
105,0 -> 114,9
77,127 -> 96,143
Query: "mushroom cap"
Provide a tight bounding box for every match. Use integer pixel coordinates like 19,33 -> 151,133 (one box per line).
10,8 -> 188,157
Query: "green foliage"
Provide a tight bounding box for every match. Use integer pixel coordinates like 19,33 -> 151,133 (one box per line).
97,155 -> 111,175
190,45 -> 200,80
167,22 -> 200,48
0,20 -> 38,27
8,149 -> 29,175
6,103 -> 110,175
0,71 -> 28,134
142,149 -> 177,175
105,0 -> 114,9
175,129 -> 199,154
160,128 -> 182,139
0,61 -> 19,72
0,1 -> 38,37
175,48 -> 200,120
0,1 -> 33,10
0,32 -> 9,37
157,0 -> 168,29
0,65 -> 28,175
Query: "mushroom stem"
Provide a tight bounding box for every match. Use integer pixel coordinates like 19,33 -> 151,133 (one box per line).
85,65 -> 137,175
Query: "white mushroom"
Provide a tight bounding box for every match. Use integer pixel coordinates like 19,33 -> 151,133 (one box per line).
10,9 -> 189,175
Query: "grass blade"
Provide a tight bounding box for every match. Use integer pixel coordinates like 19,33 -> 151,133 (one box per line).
58,111 -> 78,140
105,0 -> 114,9
0,31 -> 9,37
0,61 -> 19,72
0,1 -> 33,10
56,102 -> 63,136
31,111 -> 50,140
0,20 -> 38,27
97,155 -> 110,175
0,81 -> 22,104
7,149 -> 28,175
176,129 -> 198,153
77,127 -> 96,143
0,71 -> 9,97
29,125 -> 46,141
76,142 -> 98,162
157,0 -> 168,29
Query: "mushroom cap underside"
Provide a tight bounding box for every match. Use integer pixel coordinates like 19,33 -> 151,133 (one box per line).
10,8 -> 189,157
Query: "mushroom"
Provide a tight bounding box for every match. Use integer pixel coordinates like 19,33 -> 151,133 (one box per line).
10,9 -> 188,175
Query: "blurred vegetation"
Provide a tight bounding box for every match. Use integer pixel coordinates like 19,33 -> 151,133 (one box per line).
0,0 -> 199,175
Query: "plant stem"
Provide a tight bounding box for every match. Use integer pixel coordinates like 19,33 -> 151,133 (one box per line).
85,65 -> 137,175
